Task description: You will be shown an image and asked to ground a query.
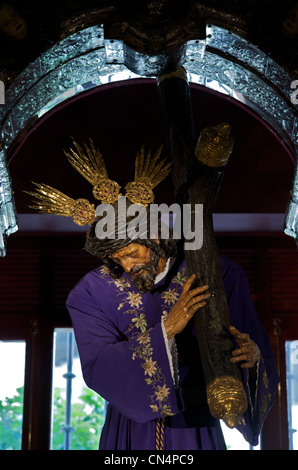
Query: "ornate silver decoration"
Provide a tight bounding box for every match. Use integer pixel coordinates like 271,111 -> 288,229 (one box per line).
0,24 -> 297,255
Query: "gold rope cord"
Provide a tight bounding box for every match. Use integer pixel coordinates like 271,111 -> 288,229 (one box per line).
155,417 -> 165,450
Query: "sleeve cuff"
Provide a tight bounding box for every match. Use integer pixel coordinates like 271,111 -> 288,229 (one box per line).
161,318 -> 180,388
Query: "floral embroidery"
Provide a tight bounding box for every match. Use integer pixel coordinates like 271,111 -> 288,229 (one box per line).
263,370 -> 269,389
161,288 -> 179,305
144,358 -> 158,377
97,267 -> 175,418
150,404 -> 159,412
172,267 -> 188,286
155,384 -> 170,401
137,332 -> 151,345
132,313 -> 147,332
159,265 -> 186,388
99,265 -> 110,276
113,279 -> 131,291
161,310 -> 168,320
127,291 -> 143,308
161,267 -> 187,311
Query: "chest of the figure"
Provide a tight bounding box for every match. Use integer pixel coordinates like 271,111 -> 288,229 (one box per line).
97,267 -> 187,338
109,282 -> 182,338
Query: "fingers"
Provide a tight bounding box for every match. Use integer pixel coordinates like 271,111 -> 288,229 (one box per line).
231,343 -> 251,356
164,276 -> 210,339
183,299 -> 208,318
186,292 -> 211,309
181,273 -> 208,292
230,345 -> 251,364
182,277 -> 210,310
230,350 -> 253,368
230,355 -> 258,368
181,273 -> 196,294
178,285 -> 210,317
229,325 -> 260,368
181,283 -> 210,303
229,325 -> 250,344
191,285 -> 210,295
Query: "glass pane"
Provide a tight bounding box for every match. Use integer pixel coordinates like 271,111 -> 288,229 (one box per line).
0,340 -> 26,450
51,328 -> 106,450
220,422 -> 259,450
286,341 -> 298,450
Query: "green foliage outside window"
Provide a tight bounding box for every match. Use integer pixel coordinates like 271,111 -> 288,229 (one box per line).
0,387 -> 24,450
52,387 -> 105,450
0,386 -> 105,450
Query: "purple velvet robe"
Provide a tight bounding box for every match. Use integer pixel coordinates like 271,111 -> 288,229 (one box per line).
66,255 -> 279,450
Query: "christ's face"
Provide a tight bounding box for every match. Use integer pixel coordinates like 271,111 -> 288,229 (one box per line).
110,243 -> 163,293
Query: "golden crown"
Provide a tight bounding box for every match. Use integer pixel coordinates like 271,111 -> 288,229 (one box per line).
27,139 -> 171,226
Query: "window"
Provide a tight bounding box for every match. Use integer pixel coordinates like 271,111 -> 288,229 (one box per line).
50,329 -> 106,450
221,422 -> 259,450
286,340 -> 298,450
0,341 -> 26,450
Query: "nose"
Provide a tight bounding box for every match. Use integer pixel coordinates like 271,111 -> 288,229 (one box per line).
121,258 -> 134,273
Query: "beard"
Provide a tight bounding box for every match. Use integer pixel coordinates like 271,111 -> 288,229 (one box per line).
128,249 -> 160,294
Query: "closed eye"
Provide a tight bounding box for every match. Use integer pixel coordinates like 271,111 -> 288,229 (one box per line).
111,250 -> 138,264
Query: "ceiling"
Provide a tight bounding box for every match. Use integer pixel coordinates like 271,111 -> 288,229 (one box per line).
1,0 -> 298,88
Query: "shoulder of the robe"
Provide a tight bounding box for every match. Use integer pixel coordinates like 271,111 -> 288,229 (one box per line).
69,267 -> 119,297
219,254 -> 247,281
